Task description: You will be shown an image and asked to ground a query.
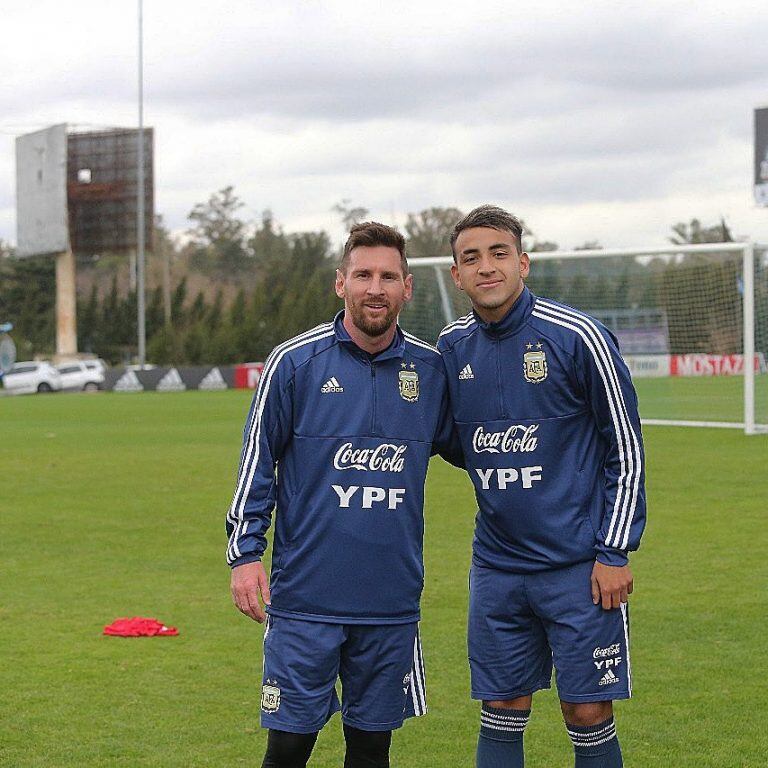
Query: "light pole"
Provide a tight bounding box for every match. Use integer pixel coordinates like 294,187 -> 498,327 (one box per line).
137,0 -> 146,367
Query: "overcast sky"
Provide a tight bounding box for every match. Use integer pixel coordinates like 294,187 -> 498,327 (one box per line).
2,0 -> 768,252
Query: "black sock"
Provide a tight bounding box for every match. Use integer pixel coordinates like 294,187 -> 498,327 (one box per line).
567,717 -> 623,768
476,704 -> 529,768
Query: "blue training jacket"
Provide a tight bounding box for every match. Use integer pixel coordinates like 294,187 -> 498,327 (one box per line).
226,312 -> 460,624
437,286 -> 646,573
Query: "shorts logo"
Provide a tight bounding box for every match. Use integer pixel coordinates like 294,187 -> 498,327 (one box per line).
598,670 -> 620,686
593,644 -> 622,671
523,343 -> 547,383
261,684 -> 281,713
594,656 -> 622,671
593,644 -> 621,659
398,368 -> 419,402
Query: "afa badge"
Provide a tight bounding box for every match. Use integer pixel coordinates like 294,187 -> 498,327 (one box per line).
523,348 -> 548,383
261,683 -> 281,713
398,369 -> 419,402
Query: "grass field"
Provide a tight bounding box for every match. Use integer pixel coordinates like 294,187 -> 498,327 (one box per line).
2,390 -> 767,767
632,374 -> 768,426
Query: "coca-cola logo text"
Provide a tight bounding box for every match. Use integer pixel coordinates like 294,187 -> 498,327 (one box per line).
472,424 -> 539,454
333,443 -> 407,472
593,644 -> 621,659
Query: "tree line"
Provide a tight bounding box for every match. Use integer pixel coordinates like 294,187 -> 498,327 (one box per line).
0,189 -> 763,363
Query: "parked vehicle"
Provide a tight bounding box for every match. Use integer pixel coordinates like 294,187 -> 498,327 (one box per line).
1,361 -> 62,394
56,361 -> 105,392
83,358 -> 108,375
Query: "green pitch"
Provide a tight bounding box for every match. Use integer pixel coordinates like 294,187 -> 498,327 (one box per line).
1,391 -> 766,767
633,374 -> 768,425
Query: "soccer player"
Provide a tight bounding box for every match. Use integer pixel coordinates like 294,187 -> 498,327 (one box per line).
438,206 -> 646,768
226,222 -> 461,768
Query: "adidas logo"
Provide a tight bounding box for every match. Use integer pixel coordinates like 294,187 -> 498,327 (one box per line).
114,370 -> 144,392
321,376 -> 344,393
157,367 -> 186,392
199,367 -> 228,390
599,670 -> 620,686
458,364 -> 474,380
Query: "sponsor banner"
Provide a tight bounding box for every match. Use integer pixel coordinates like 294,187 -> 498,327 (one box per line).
103,367 -> 136,391
103,365 -> 261,391
107,367 -> 171,392
615,329 -> 669,355
218,367 -> 238,389
623,354 -> 671,378
234,363 -> 264,389
670,353 -> 768,377
175,366 -> 214,390
155,368 -> 187,392
175,366 -> 229,390
104,366 -> 246,392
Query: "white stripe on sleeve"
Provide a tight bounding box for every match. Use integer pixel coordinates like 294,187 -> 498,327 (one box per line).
226,324 -> 334,563
532,302 -> 641,550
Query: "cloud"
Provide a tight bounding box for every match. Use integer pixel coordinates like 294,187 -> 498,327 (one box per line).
2,0 -> 768,250
5,1 -> 768,124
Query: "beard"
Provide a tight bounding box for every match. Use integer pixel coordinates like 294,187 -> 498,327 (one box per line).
347,299 -> 399,337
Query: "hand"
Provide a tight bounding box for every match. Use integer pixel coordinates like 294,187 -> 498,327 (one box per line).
231,561 -> 271,623
591,561 -> 633,610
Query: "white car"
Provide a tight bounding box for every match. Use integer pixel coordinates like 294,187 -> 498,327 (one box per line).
1,361 -> 63,394
82,358 -> 107,373
56,361 -> 105,392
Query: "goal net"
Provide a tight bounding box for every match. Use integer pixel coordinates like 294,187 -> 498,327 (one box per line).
402,243 -> 768,434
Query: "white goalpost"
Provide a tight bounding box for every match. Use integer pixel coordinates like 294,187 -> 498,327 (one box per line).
403,242 -> 768,435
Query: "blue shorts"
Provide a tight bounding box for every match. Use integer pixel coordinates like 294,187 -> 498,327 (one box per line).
260,616 -> 427,733
468,560 -> 632,703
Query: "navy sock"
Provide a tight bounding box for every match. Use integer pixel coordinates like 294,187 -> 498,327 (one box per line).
567,717 -> 623,768
476,704 -> 529,768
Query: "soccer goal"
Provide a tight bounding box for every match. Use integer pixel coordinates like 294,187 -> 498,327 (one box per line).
402,243 -> 768,435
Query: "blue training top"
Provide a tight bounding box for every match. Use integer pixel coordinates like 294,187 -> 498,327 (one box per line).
226,312 -> 460,624
437,286 -> 646,573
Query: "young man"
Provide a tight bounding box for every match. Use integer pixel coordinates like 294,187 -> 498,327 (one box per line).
226,222 -> 460,768
438,205 -> 646,768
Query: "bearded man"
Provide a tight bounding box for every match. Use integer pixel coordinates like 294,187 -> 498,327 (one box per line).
226,221 -> 461,768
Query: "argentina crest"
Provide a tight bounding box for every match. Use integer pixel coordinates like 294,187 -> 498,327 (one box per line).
523,343 -> 548,383
398,363 -> 419,402
261,682 -> 281,713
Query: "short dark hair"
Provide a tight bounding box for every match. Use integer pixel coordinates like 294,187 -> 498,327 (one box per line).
449,205 -> 524,261
340,221 -> 408,276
